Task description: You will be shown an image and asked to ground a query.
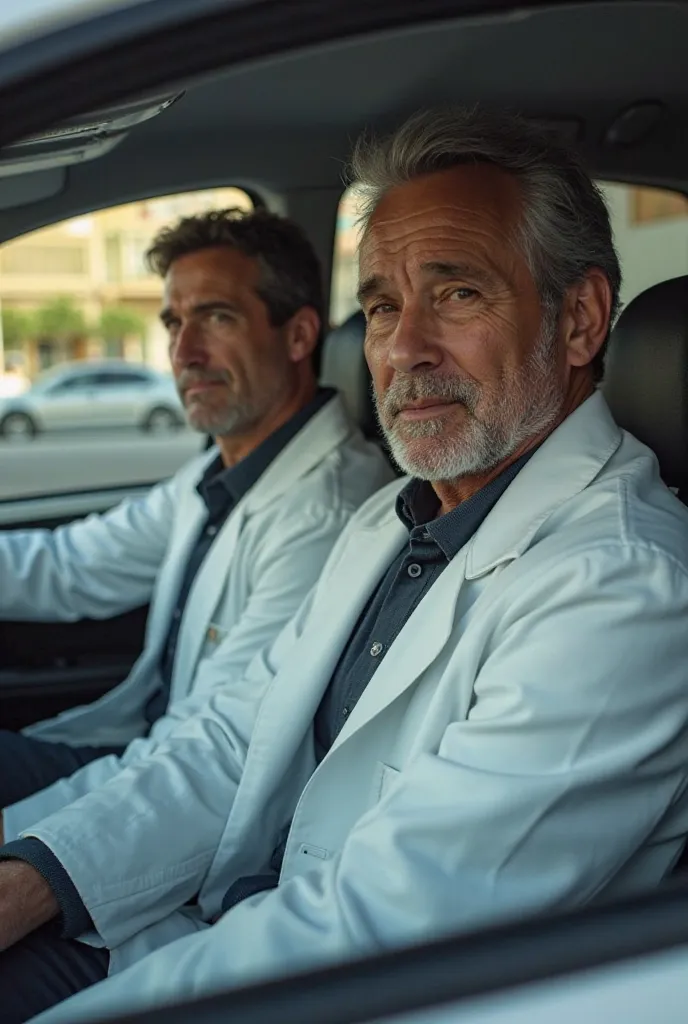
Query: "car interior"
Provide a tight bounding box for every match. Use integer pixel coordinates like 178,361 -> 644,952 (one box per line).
2,0 -> 688,731
0,0 -> 688,1019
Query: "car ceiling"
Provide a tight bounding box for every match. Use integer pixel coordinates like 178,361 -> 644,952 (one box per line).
0,0 -> 687,243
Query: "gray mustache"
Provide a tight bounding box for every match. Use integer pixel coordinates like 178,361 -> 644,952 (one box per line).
380,374 -> 481,417
177,370 -> 230,392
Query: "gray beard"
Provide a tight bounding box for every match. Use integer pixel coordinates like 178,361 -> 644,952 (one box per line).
374,327 -> 564,482
186,402 -> 257,438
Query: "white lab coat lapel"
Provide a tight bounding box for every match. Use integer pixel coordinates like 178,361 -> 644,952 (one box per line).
169,503 -> 248,700
170,395 -> 359,702
221,511 -> 409,836
238,394 -> 355,517
466,391 -> 623,579
329,548 -> 471,753
142,482 -> 209,673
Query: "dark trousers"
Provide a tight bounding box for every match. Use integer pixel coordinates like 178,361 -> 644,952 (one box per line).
0,923 -> 110,1023
0,729 -> 125,807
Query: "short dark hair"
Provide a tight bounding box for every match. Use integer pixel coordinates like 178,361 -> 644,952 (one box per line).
350,108 -> 622,384
146,207 -> 325,359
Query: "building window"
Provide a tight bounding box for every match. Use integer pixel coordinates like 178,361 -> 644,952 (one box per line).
1,246 -> 88,276
104,234 -> 122,283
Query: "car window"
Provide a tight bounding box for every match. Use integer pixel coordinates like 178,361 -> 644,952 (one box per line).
49,373 -> 101,393
94,370 -> 153,387
0,186 -> 252,499
330,180 -> 688,324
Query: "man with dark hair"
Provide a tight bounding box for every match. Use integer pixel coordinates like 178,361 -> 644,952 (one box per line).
146,207 -> 326,349
3,108 -> 688,1024
0,207 -> 391,985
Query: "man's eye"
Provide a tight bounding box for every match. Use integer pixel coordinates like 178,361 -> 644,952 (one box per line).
368,302 -> 396,318
210,311 -> 233,325
449,287 -> 478,301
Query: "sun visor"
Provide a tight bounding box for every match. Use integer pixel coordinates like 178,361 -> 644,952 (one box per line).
0,90 -> 183,178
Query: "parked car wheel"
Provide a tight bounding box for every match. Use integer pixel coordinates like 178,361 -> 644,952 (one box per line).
0,411 -> 37,441
141,406 -> 182,433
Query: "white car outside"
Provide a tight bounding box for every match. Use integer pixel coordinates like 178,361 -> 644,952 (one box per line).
0,359 -> 184,439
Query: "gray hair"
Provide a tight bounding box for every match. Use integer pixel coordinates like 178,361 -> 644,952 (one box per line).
349,107 -> 621,383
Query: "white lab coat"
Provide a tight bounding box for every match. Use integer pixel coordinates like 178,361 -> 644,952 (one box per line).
29,392 -> 688,1024
3,395 -> 392,840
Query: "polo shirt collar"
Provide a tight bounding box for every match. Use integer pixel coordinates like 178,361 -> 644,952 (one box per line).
197,386 -> 336,519
396,445 -> 538,561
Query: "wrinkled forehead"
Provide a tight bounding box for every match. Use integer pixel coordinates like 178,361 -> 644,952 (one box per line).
359,164 -> 526,278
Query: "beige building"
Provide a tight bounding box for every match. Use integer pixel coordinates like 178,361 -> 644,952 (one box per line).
0,187 -> 252,378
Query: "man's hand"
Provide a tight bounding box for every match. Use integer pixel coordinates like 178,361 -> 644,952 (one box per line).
0,860 -> 59,951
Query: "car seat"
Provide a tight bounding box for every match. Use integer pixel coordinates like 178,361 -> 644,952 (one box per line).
604,275 -> 688,503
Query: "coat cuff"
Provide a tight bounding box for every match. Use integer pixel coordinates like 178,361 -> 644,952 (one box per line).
0,837 -> 93,938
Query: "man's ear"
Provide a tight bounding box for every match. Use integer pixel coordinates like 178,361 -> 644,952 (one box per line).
560,269 -> 613,369
286,307 -> 321,364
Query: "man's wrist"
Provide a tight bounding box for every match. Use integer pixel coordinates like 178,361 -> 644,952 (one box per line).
0,859 -> 59,951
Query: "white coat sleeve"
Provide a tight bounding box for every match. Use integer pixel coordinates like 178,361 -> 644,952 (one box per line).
35,542 -> 688,1022
20,589 -> 315,947
0,476 -> 179,621
3,502 -> 353,838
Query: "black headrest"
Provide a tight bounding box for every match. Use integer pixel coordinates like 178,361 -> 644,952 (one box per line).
603,276 -> 688,493
320,310 -> 378,439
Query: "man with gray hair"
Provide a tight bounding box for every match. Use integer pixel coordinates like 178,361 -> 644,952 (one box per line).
4,107 -> 688,1023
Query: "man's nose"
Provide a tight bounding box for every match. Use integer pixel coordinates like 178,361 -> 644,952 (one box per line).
387,307 -> 443,375
171,321 -> 207,370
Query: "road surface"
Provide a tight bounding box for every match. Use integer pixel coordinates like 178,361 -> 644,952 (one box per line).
0,429 -> 205,500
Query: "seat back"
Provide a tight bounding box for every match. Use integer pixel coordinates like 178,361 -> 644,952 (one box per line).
604,275 -> 688,499
605,276 -> 688,875
320,310 -> 378,439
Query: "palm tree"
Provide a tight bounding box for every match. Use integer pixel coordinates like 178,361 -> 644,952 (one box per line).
98,305 -> 147,359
